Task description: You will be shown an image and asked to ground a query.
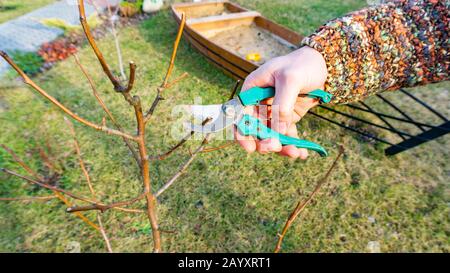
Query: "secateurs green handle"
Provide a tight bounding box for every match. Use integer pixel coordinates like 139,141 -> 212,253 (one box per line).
236,87 -> 332,157
238,87 -> 333,106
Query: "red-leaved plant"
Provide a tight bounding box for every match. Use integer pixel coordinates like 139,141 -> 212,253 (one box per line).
39,41 -> 78,63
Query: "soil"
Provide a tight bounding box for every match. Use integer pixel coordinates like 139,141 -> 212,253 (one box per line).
208,23 -> 296,65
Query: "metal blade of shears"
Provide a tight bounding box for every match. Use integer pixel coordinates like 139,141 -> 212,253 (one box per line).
184,98 -> 244,133
188,104 -> 223,123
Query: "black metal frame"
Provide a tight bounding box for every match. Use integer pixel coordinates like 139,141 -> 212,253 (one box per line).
311,88 -> 450,155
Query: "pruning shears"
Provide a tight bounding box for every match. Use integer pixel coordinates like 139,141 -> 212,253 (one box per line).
185,87 -> 333,157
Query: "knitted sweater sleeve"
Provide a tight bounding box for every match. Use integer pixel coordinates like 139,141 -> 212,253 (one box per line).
301,0 -> 449,104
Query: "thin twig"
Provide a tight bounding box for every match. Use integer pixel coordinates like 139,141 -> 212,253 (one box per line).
201,142 -> 234,153
0,51 -> 137,141
8,123 -> 141,218
97,214 -> 113,253
106,3 -> 126,82
65,118 -> 96,197
78,0 -> 123,92
155,134 -> 212,198
110,207 -> 144,213
73,54 -> 141,166
228,80 -> 241,101
144,86 -> 165,122
1,144 -> 43,181
0,145 -> 100,230
165,72 -> 189,89
2,167 -> 143,215
66,192 -> 146,213
124,62 -> 136,93
188,80 -> 239,155
149,118 -> 212,160
0,196 -> 57,202
37,147 -> 62,174
149,132 -> 192,160
151,78 -> 240,159
161,13 -> 186,88
144,13 -> 186,123
72,54 -> 118,123
55,191 -> 100,231
2,168 -> 99,204
274,146 -> 345,253
78,0 -> 136,107
80,0 -> 163,252
65,117 -> 115,252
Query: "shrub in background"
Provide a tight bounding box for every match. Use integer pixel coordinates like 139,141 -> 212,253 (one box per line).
38,41 -> 78,64
9,51 -> 44,76
120,0 -> 144,17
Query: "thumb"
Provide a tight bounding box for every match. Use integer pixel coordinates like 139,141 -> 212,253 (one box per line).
271,74 -> 301,134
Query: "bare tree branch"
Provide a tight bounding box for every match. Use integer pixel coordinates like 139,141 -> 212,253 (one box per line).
65,118 -> 96,197
2,167 -> 144,213
144,13 -> 186,123
0,51 -> 137,141
274,146 -> 345,253
66,192 -> 146,213
0,196 -> 57,202
164,72 -> 189,89
2,168 -> 99,203
132,96 -> 161,252
124,62 -> 136,93
228,80 -> 241,101
155,134 -> 212,198
77,0 -> 163,252
153,79 -> 239,158
65,116 -> 115,252
0,144 -> 100,230
37,147 -> 63,174
97,214 -> 113,253
107,3 -> 126,82
73,54 -> 140,165
55,191 -> 100,231
78,0 -> 123,91
201,142 -> 233,153
161,13 -> 186,89
1,144 -> 44,181
1,2 -> 213,253
149,117 -> 211,161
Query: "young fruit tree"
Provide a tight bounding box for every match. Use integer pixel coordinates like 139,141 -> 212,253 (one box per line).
0,0 -> 215,253
0,0 -> 344,253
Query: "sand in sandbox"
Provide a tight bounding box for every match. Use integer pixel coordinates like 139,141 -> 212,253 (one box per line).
207,23 -> 296,65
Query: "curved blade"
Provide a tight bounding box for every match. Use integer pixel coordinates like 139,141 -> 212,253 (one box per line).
188,104 -> 223,123
184,98 -> 243,133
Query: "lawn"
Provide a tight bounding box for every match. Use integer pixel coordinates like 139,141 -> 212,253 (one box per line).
0,0 -> 449,252
0,0 -> 55,24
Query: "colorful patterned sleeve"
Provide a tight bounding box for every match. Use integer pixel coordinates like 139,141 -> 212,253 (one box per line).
301,0 -> 449,104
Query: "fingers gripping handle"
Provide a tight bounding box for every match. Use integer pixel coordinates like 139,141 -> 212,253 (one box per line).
236,115 -> 328,157
238,87 -> 275,106
236,87 -> 332,157
238,87 -> 332,106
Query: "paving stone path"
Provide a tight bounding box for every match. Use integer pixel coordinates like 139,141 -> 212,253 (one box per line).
0,0 -> 96,75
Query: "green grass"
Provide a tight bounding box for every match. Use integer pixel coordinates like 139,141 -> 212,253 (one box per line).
0,0 -> 449,252
0,0 -> 56,24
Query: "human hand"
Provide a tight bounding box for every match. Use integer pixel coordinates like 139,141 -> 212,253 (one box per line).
235,46 -> 328,159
